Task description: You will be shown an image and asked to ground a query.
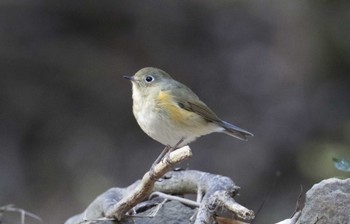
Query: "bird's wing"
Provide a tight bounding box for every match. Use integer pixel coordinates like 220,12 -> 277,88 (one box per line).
168,82 -> 253,140
179,100 -> 221,123
169,83 -> 221,123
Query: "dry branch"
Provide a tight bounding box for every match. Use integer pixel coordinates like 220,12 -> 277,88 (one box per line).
0,204 -> 42,224
105,145 -> 192,220
65,163 -> 255,223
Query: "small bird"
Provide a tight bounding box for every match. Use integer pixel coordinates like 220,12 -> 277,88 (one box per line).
124,67 -> 253,149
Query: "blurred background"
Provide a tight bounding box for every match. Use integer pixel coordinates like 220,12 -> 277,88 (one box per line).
1,0 -> 350,223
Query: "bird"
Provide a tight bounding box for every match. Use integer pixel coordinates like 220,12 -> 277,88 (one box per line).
124,67 -> 253,151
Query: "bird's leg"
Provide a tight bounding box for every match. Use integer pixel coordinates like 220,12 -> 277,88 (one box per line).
164,138 -> 185,166
152,145 -> 171,167
153,138 -> 185,167
170,138 -> 185,153
149,138 -> 185,180
149,145 -> 171,180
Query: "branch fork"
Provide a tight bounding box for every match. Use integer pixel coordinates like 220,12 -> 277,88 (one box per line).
65,146 -> 255,224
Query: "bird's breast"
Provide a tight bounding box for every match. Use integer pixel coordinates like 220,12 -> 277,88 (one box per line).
131,89 -> 219,146
155,91 -> 198,125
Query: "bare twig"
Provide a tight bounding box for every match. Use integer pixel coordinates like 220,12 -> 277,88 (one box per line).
0,204 -> 42,224
150,192 -> 200,207
153,170 -> 255,223
105,145 -> 192,220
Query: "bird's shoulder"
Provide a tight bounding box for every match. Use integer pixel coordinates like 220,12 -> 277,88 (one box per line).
161,80 -> 220,122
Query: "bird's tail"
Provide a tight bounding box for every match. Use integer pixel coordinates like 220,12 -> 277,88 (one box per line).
219,120 -> 253,141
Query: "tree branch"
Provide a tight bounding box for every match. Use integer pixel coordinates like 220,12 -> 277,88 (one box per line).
65,167 -> 255,223
105,145 -> 192,220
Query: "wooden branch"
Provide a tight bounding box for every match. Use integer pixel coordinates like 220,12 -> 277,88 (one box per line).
151,170 -> 254,223
64,163 -> 350,224
0,204 -> 42,224
65,147 -> 255,224
195,191 -> 254,224
105,145 -> 192,220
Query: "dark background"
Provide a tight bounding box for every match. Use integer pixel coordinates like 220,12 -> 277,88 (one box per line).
1,1 -> 350,223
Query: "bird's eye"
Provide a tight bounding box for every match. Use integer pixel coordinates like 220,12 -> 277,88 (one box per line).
145,75 -> 154,83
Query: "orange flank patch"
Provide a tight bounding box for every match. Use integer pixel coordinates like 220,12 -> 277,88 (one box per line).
157,91 -> 194,124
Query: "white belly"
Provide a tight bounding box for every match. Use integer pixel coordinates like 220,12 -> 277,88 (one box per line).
132,88 -> 221,147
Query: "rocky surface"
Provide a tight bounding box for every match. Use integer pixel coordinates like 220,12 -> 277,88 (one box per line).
296,178 -> 350,224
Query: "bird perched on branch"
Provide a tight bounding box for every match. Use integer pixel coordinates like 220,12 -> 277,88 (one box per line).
124,67 -> 253,152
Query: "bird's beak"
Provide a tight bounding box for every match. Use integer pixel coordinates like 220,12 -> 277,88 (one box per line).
123,75 -> 135,81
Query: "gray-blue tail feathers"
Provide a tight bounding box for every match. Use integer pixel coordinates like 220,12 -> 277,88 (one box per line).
219,121 -> 253,141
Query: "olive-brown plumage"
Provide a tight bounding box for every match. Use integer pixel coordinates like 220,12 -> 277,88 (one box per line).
124,67 -> 253,147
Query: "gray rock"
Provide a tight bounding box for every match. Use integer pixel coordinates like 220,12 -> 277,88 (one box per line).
65,200 -> 194,224
296,178 -> 350,224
